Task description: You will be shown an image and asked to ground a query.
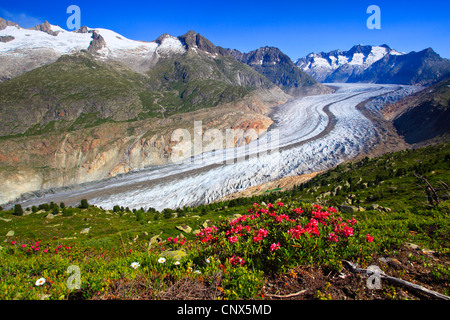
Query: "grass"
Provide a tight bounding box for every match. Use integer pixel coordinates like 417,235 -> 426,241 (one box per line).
0,143 -> 448,300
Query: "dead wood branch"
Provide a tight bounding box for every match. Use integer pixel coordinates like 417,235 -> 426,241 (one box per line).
342,260 -> 450,300
265,289 -> 307,299
414,172 -> 441,206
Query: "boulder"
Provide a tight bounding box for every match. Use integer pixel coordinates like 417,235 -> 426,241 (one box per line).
202,220 -> 214,228
338,205 -> 359,213
405,242 -> 420,250
176,225 -> 192,233
161,249 -> 187,260
148,233 -> 163,248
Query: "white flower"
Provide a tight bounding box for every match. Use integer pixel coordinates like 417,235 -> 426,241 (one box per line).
206,258 -> 211,264
194,270 -> 201,274
35,277 -> 46,286
158,257 -> 166,264
130,262 -> 140,269
174,261 -> 180,266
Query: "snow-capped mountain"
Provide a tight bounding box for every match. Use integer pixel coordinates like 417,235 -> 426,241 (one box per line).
295,44 -> 404,83
0,19 -> 186,81
227,46 -> 333,96
295,44 -> 450,85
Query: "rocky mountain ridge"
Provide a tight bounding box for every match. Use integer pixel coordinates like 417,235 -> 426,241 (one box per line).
296,44 -> 450,85
228,46 -> 333,96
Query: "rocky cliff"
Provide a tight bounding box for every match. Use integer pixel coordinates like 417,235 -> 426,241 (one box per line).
382,77 -> 450,145
0,85 -> 289,204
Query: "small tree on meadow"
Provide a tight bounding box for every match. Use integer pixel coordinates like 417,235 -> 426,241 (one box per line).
13,204 -> 23,216
162,208 -> 173,219
80,199 -> 89,209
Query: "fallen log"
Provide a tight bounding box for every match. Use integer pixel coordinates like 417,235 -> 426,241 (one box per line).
342,260 -> 450,300
265,289 -> 307,299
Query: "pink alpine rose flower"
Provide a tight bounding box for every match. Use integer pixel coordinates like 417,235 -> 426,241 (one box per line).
270,242 -> 280,252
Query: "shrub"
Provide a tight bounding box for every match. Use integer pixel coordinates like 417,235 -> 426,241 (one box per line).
135,210 -> 144,222
162,208 -> 173,219
221,263 -> 265,299
38,203 -> 50,211
62,207 -> 74,217
13,204 -> 23,216
194,202 -> 374,275
80,199 -> 89,209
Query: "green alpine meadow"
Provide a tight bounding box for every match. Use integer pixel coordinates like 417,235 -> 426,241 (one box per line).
1,143 -> 448,300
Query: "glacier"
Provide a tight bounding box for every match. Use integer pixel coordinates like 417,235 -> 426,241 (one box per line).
12,83 -> 415,211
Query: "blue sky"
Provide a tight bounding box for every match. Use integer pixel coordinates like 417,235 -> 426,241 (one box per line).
1,0 -> 449,59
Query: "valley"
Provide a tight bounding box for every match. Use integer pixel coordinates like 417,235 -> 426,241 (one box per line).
0,7 -> 449,303
8,83 -> 415,211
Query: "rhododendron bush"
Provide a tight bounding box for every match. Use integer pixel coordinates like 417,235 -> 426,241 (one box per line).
193,202 -> 374,273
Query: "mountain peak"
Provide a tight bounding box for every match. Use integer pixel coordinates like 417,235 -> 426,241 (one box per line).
423,47 -> 437,54
230,46 -> 287,64
0,17 -> 20,30
227,46 -> 330,96
76,26 -> 90,34
155,33 -> 175,44
178,30 -> 198,46
347,44 -> 373,55
177,30 -> 222,55
87,31 -> 107,54
30,21 -> 59,36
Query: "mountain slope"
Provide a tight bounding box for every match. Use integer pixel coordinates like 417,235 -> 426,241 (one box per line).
228,46 -> 333,96
0,25 -> 291,204
0,18 -> 185,81
352,48 -> 450,85
0,29 -> 285,137
382,76 -> 450,145
296,45 -> 450,85
141,31 -> 276,114
0,53 -> 149,136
